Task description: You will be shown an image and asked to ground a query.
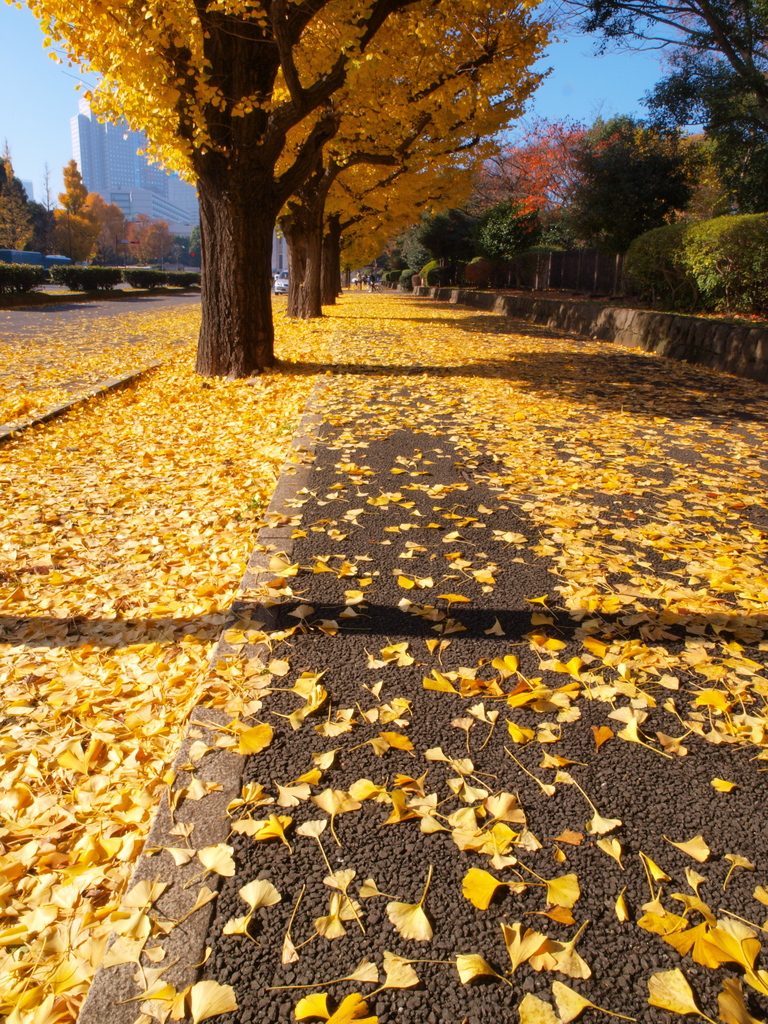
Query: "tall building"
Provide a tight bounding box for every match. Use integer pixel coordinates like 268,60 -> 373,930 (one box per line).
71,100 -> 199,236
71,100 -> 285,269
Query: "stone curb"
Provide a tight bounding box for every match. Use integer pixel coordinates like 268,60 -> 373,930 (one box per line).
76,379 -> 328,1024
0,361 -> 164,445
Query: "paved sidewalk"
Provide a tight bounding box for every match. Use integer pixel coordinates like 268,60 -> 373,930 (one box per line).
79,298 -> 768,1024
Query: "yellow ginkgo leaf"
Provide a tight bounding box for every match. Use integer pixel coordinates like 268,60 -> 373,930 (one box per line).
501,922 -> 555,973
386,864 -> 433,941
311,789 -> 362,846
295,993 -> 332,1020
507,720 -> 535,744
237,722 -> 274,755
325,993 -> 378,1024
188,980 -> 238,1023
711,778 -> 737,792
455,953 -> 507,985
378,951 -> 420,990
724,853 -> 755,890
197,844 -> 236,877
233,814 -> 294,852
615,888 -> 630,922
585,811 -> 622,835
596,838 -> 624,868
545,874 -> 580,909
717,977 -> 763,1024
462,867 -> 504,910
517,992 -> 559,1024
639,851 -> 671,882
648,969 -> 713,1019
548,921 -> 592,979
238,878 -> 281,911
552,980 -> 637,1022
664,834 -> 711,863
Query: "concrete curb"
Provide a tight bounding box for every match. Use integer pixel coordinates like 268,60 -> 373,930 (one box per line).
0,361 -> 163,445
76,378 -> 329,1024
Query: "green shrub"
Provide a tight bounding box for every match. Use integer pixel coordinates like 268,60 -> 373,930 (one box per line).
463,257 -> 492,287
625,223 -> 695,309
382,269 -> 401,286
626,214 -> 768,313
165,270 -> 201,288
122,269 -> 168,289
0,262 -> 47,294
681,214 -> 768,313
399,268 -> 417,290
50,266 -> 122,291
420,259 -> 446,286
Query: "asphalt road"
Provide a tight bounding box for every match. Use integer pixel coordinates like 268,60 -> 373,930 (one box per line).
0,291 -> 200,338
194,335 -> 768,1024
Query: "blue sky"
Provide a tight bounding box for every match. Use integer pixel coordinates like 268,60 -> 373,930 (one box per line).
0,3 -> 666,202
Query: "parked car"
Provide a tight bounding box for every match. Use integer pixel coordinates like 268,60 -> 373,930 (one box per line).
274,271 -> 289,294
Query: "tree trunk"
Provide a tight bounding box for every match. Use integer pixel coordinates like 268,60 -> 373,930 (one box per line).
195,175 -> 278,377
282,206 -> 324,319
321,214 -> 343,305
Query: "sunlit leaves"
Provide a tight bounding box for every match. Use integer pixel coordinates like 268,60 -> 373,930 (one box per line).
647,969 -> 715,1022
386,865 -> 433,941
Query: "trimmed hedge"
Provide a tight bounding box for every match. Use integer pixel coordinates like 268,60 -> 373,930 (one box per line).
0,262 -> 47,294
122,268 -> 167,289
626,214 -> 768,314
683,215 -> 768,313
420,259 -> 442,286
165,270 -> 201,288
398,268 -> 418,291
625,223 -> 696,310
383,269 -> 402,285
50,266 -> 122,291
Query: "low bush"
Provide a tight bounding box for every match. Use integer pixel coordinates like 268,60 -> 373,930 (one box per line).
0,262 -> 47,294
383,269 -> 402,284
122,269 -> 168,289
420,259 -> 445,286
165,271 -> 201,288
463,257 -> 492,288
625,224 -> 695,309
398,268 -> 417,291
626,214 -> 768,314
50,266 -> 122,291
682,214 -> 768,314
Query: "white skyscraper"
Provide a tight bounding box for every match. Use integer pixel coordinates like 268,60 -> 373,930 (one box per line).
71,100 -> 199,236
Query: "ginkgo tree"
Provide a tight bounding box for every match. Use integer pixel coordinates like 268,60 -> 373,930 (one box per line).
26,0 -> 546,376
276,0 -> 546,318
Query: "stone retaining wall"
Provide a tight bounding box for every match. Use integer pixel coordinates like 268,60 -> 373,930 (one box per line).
413,286 -> 768,383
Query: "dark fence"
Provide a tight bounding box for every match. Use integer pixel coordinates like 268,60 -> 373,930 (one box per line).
503,249 -> 627,296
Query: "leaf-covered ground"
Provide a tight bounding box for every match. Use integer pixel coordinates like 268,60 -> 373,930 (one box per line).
0,298 -> 199,428
0,300 -> 324,1022
2,294 -> 768,1024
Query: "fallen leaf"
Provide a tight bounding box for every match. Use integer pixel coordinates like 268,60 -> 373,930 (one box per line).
188,979 -> 238,1023
462,868 -> 504,910
711,778 -> 737,792
647,968 -> 709,1019
664,834 -> 711,863
552,980 -> 637,1022
386,865 -> 433,941
237,723 -> 274,755
518,992 -> 559,1024
198,844 -> 236,877
717,977 -> 763,1024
